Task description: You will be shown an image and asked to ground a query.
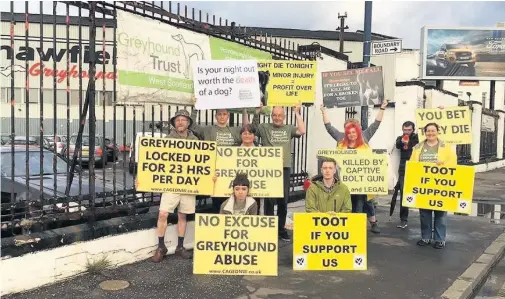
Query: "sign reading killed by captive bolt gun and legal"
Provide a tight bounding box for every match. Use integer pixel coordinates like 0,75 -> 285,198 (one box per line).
293,213 -> 367,271
402,161 -> 475,214
258,60 -> 317,106
194,214 -> 278,276
317,149 -> 389,195
415,106 -> 472,144
136,137 -> 217,195
213,147 -> 284,198
322,67 -> 384,108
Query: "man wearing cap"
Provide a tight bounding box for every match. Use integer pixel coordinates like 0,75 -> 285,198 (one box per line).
152,109 -> 198,263
190,97 -> 251,213
252,104 -> 306,241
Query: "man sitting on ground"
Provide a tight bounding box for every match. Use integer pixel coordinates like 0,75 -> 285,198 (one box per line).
305,157 -> 352,214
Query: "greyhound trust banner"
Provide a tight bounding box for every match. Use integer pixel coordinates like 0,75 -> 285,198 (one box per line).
402,161 -> 475,214
116,11 -> 212,105
317,149 -> 388,195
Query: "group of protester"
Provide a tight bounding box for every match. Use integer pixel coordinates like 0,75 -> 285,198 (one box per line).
151,98 -> 456,263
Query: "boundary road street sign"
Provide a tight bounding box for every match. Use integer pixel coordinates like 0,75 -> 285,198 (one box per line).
371,39 -> 403,56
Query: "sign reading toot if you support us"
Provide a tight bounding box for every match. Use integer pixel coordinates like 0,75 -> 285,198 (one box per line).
293,213 -> 367,271
136,137 -> 217,195
415,106 -> 472,144
402,161 -> 475,214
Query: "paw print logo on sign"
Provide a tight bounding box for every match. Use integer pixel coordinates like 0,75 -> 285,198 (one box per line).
353,254 -> 366,270
458,200 -> 470,213
404,194 -> 415,206
294,254 -> 307,270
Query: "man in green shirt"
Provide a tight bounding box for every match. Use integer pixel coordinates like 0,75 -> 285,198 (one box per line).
190,97 -> 250,213
252,104 -> 306,241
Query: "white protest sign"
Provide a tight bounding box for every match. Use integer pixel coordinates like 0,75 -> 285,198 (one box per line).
371,39 -> 402,56
193,60 -> 261,110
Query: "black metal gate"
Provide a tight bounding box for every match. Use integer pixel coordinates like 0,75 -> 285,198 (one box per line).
0,1 -> 313,237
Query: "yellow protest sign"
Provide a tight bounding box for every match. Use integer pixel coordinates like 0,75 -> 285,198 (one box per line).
258,60 -> 317,106
136,137 -> 217,195
293,213 -> 367,271
317,149 -> 388,195
213,147 -> 284,198
416,106 -> 472,144
402,161 -> 475,214
193,214 -> 278,276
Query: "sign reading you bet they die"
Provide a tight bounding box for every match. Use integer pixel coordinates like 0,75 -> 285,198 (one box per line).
416,106 -> 472,144
293,213 -> 367,271
136,137 -> 217,195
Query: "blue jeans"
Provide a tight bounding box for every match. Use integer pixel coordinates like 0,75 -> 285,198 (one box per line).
419,209 -> 447,241
351,194 -> 375,218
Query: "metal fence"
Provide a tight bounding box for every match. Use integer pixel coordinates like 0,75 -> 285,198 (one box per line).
480,108 -> 499,161
457,100 -> 472,164
0,1 -> 315,237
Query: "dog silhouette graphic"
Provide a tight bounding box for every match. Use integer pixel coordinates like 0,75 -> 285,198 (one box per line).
171,33 -> 204,79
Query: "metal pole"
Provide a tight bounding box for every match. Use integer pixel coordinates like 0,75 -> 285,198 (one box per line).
361,1 -> 372,130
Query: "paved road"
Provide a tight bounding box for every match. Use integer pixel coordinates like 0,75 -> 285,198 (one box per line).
473,255 -> 505,299
5,206 -> 504,299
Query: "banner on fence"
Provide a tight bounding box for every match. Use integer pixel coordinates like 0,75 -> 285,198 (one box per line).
116,11 -> 211,105
213,147 -> 284,198
136,137 -> 217,195
209,37 -> 273,60
402,161 -> 475,214
194,214 -> 278,276
293,213 -> 367,271
193,60 -> 261,110
322,67 -> 384,108
316,149 -> 388,195
258,60 -> 317,106
415,106 -> 472,144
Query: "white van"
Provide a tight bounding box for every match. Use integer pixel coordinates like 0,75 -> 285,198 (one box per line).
128,131 -> 167,174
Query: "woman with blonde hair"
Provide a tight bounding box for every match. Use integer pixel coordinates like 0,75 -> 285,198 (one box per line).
409,122 -> 457,249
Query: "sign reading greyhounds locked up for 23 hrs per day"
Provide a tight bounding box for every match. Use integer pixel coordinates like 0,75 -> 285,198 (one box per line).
194,214 -> 278,276
293,213 -> 367,271
402,161 -> 475,214
317,149 -> 388,195
213,146 -> 284,198
136,137 -> 217,195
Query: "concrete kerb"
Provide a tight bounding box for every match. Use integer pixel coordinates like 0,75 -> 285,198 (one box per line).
441,232 -> 505,299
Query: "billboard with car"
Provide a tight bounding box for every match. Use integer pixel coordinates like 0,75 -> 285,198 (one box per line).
421,26 -> 505,80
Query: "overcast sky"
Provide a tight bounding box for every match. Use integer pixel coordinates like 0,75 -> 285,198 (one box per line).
180,1 -> 505,49
2,1 -> 504,49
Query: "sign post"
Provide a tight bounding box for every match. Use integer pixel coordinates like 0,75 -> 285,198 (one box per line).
371,39 -> 403,56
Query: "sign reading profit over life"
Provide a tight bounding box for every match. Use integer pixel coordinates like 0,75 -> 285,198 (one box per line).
258,60 -> 317,106
416,106 -> 472,144
194,214 -> 278,276
193,60 -> 261,110
293,213 -> 367,271
317,149 -> 388,195
402,161 -> 475,214
213,147 -> 284,198
136,137 -> 217,195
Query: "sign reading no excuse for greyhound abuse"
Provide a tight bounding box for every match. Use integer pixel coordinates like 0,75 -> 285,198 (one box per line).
194,214 -> 278,276
317,149 -> 388,195
402,161 -> 475,214
136,137 -> 217,195
213,147 -> 284,198
293,213 -> 367,271
415,106 -> 472,144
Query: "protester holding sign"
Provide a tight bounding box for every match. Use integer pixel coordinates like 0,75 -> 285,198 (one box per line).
152,110 -> 198,262
409,122 -> 457,249
219,173 -> 259,215
252,104 -> 306,241
190,97 -> 251,214
305,157 -> 352,213
392,121 -> 419,229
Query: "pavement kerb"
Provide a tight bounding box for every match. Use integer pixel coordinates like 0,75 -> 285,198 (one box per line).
441,232 -> 505,299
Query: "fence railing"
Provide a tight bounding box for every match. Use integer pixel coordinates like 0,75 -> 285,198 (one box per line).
457,100 -> 473,164
0,1 -> 315,238
480,108 -> 499,162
